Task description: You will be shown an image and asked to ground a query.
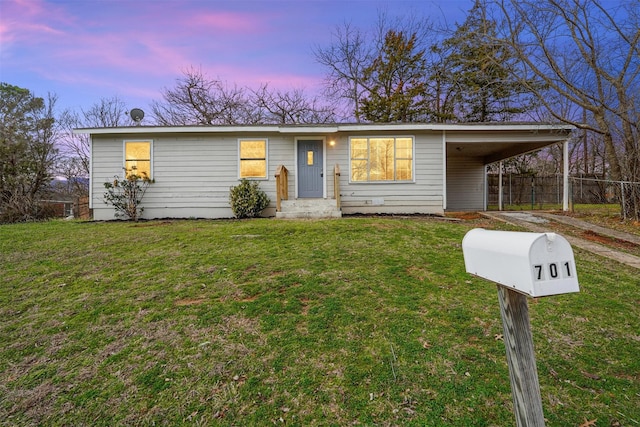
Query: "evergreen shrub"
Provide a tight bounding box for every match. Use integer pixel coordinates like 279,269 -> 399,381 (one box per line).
229,179 -> 270,219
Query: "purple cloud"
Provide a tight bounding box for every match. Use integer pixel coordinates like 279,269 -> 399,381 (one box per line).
1,0 -> 461,111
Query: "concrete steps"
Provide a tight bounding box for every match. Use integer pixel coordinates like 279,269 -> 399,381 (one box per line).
276,199 -> 342,219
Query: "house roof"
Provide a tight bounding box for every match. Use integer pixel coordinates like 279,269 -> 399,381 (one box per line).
75,122 -> 575,165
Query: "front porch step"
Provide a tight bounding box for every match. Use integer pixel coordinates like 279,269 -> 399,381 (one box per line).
276,199 -> 342,219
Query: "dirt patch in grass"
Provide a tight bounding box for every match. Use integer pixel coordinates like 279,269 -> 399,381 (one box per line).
406,265 -> 436,282
129,220 -> 174,228
299,298 -> 311,316
539,218 -> 640,257
498,211 -> 640,257
581,230 -> 639,251
5,380 -> 59,422
446,212 -> 483,220
175,298 -> 206,306
567,210 -> 640,237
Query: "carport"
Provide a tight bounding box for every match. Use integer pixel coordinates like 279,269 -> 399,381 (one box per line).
443,123 -> 575,211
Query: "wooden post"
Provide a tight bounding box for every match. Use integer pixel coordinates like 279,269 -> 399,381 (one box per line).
275,168 -> 282,212
497,286 -> 545,427
334,164 -> 341,209
274,165 -> 288,212
464,229 -> 579,426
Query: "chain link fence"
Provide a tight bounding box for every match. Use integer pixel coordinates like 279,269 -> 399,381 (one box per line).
487,174 -> 640,219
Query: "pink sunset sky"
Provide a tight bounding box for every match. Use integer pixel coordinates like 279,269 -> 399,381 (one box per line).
1,0 -> 470,113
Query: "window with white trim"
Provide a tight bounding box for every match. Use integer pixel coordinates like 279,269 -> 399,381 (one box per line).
239,139 -> 268,179
124,140 -> 152,179
350,137 -> 413,182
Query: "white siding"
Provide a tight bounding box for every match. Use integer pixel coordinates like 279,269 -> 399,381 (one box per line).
327,132 -> 444,215
446,156 -> 485,211
92,133 -> 295,220
91,130 -> 446,220
92,137 -> 125,220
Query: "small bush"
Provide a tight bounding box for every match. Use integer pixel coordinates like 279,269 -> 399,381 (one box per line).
103,172 -> 152,221
229,179 -> 270,219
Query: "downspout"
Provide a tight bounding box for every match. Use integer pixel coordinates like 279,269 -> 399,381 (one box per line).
484,165 -> 488,211
89,135 -> 94,210
442,130 -> 447,211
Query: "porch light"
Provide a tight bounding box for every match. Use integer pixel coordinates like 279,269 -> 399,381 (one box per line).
329,140 -> 336,146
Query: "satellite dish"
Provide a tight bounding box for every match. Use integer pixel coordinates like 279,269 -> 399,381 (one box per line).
130,108 -> 145,123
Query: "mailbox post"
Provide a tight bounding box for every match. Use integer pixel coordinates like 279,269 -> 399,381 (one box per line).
462,229 -> 579,427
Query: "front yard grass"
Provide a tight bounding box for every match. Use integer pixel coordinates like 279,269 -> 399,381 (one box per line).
1,217 -> 638,426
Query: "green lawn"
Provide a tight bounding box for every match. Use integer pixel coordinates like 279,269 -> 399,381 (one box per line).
1,218 -> 638,426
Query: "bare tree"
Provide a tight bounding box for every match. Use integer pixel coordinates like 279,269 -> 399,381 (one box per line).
56,156 -> 88,197
251,84 -> 335,124
57,96 -> 131,198
57,96 -> 147,213
151,67 -> 254,125
82,96 -> 131,128
151,67 -> 334,126
314,23 -> 373,122
489,0 -> 640,219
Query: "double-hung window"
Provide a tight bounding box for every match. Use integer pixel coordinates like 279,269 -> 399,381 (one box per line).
350,137 -> 413,182
239,139 -> 268,179
124,140 -> 152,179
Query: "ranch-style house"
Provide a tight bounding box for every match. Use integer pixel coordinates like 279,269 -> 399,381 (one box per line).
75,122 -> 574,220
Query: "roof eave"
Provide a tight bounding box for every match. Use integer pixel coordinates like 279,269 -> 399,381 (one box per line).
73,122 -> 576,135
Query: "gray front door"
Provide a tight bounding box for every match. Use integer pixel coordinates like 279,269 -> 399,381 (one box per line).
298,139 -> 323,198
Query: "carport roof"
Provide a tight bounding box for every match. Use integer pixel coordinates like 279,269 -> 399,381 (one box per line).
443,125 -> 574,164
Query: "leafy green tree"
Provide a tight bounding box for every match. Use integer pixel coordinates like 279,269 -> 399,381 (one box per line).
437,1 -> 539,122
359,31 -> 429,123
314,12 -> 436,122
425,43 -> 458,123
0,83 -> 59,222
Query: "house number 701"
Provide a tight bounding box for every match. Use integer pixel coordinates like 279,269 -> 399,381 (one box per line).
533,262 -> 572,281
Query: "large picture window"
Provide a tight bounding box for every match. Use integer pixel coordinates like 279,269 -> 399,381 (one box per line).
124,141 -> 152,179
350,137 -> 413,182
239,139 -> 267,179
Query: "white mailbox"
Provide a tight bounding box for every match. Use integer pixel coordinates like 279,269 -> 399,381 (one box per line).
462,228 -> 579,297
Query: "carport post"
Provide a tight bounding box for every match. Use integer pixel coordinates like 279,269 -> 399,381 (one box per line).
563,141 -> 569,211
499,161 -> 504,211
